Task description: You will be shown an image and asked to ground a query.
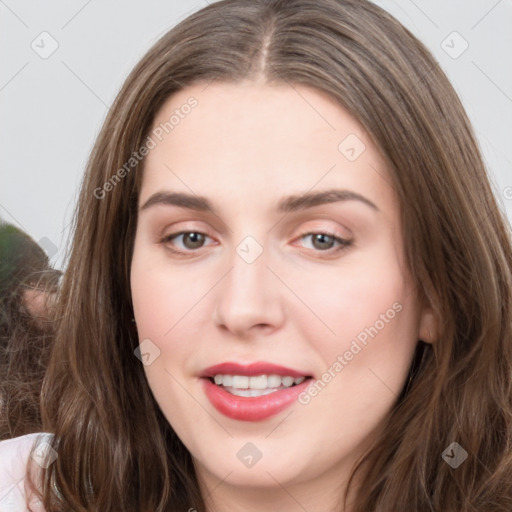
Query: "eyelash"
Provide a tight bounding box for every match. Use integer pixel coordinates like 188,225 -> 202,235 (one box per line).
160,230 -> 353,258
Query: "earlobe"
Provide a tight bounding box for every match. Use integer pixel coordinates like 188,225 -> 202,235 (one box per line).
417,276 -> 440,344
418,308 -> 437,344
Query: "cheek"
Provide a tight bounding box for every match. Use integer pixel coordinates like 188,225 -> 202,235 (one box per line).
292,252 -> 412,342
130,251 -> 207,429
286,244 -> 419,405
130,244 -> 215,386
130,246 -> 203,337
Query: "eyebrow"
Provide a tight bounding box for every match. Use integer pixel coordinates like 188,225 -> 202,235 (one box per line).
140,188 -> 379,214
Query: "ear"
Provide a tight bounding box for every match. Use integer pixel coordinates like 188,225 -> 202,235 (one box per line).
414,272 -> 440,344
418,307 -> 437,344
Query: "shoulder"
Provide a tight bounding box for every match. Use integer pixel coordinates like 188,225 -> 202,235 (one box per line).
0,432 -> 54,511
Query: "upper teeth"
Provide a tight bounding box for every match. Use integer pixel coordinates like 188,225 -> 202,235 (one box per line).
213,374 -> 306,389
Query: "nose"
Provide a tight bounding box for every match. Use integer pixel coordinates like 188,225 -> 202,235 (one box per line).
213,244 -> 285,339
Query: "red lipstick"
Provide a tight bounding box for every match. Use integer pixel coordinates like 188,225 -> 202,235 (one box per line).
200,361 -> 312,422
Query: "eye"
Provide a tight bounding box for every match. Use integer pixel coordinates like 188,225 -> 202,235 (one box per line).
297,231 -> 352,254
161,231 -> 214,254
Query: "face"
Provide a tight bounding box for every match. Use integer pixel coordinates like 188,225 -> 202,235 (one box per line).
130,81 -> 434,504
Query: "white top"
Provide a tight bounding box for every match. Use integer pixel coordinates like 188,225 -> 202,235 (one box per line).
0,433 -> 53,512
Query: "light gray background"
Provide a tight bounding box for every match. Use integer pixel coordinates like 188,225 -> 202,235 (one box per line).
1,0 -> 511,270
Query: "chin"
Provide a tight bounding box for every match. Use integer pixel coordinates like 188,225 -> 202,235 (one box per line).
188,435 -> 321,489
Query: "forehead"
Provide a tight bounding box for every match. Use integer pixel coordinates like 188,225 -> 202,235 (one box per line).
149,80 -> 372,160
140,81 -> 395,217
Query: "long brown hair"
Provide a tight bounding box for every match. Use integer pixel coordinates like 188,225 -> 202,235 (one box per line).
33,0 -> 512,510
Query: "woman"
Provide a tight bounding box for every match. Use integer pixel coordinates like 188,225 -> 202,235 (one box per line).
1,0 -> 511,510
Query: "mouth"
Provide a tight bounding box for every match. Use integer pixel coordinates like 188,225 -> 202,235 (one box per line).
200,362 -> 313,421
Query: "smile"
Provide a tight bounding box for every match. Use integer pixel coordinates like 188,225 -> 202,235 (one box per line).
200,362 -> 313,421
212,374 -> 306,397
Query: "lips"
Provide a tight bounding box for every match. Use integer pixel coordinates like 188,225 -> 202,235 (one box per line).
200,361 -> 313,421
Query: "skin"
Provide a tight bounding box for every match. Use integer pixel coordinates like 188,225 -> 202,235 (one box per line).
22,288 -> 55,326
130,81 -> 436,512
